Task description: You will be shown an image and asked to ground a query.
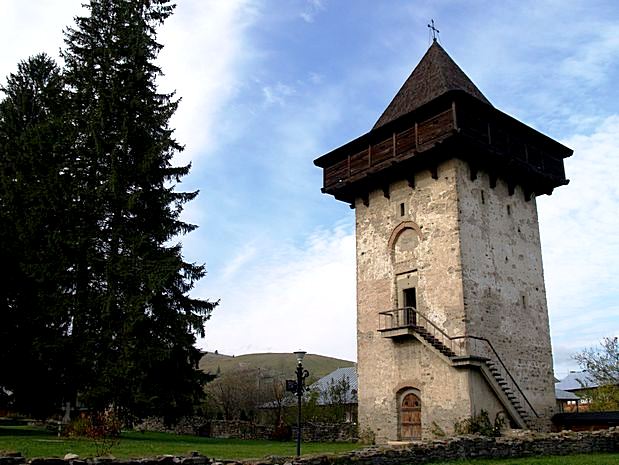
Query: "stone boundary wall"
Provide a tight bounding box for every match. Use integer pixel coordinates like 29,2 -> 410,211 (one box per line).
135,417 -> 274,439
1,429 -> 618,465
135,418 -> 355,442
291,423 -> 357,443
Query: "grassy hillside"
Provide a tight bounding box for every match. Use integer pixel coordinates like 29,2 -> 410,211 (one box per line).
198,352 -> 355,381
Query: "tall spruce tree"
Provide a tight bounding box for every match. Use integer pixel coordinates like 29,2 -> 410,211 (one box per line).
0,54 -> 74,416
60,0 -> 216,420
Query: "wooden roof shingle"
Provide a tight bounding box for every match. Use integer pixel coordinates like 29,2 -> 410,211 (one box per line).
373,40 -> 491,129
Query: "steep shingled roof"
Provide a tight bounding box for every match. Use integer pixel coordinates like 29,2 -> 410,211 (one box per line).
373,40 -> 491,129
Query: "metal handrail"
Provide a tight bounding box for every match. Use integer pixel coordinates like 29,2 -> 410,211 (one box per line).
378,306 -> 539,420
452,335 -> 539,418
379,307 -> 461,355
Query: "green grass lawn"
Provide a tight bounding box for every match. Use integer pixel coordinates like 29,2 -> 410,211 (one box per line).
0,426 -> 360,459
1,427 -> 618,464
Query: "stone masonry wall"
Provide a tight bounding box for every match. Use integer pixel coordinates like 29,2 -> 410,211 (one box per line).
456,161 -> 556,424
355,160 -> 473,442
135,418 -> 355,442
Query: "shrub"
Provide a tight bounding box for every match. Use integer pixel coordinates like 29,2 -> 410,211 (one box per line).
430,421 -> 446,438
63,410 -> 122,456
454,409 -> 504,437
358,426 -> 376,445
271,421 -> 292,441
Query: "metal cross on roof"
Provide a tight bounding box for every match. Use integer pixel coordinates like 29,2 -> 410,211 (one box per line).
427,19 -> 440,41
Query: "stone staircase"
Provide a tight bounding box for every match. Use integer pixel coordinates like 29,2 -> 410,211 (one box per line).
485,360 -> 530,425
412,325 -> 457,358
378,307 -> 538,429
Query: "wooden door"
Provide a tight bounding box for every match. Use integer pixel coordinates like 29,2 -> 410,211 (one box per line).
400,393 -> 421,440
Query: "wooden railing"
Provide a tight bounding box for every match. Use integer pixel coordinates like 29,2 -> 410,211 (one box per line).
322,99 -> 567,192
323,109 -> 454,188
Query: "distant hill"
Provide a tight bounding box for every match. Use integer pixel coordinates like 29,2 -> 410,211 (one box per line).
198,352 -> 355,382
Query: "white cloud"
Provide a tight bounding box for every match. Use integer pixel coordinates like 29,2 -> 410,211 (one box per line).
262,82 -> 296,106
0,1 -> 85,79
558,23 -> 619,86
199,221 -> 357,360
157,0 -> 259,166
299,0 -> 326,23
222,243 -> 258,280
538,115 -> 619,375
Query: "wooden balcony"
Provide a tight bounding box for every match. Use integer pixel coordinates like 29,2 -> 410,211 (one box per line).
314,91 -> 572,205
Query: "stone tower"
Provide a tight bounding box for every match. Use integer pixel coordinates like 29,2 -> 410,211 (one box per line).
314,41 -> 572,442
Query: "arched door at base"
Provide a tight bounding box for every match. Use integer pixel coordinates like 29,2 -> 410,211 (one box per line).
400,393 -> 421,440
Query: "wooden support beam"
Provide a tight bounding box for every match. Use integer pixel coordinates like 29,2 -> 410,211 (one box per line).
470,165 -> 478,181
524,189 -> 533,202
392,133 -> 397,158
508,181 -> 516,196
451,101 -> 458,131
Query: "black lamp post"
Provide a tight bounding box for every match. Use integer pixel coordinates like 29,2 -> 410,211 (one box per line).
286,350 -> 309,457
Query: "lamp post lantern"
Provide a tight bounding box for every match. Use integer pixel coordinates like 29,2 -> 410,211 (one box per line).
287,350 -> 309,456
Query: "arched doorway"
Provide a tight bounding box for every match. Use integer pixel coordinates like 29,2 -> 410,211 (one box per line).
400,392 -> 421,440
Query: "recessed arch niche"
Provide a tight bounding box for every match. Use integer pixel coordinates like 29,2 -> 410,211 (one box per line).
388,221 -> 423,268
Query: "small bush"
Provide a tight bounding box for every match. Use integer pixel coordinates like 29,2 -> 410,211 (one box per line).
64,416 -> 91,437
430,421 -> 446,438
454,409 -> 504,437
358,426 -> 376,445
63,410 -> 122,456
270,421 -> 292,441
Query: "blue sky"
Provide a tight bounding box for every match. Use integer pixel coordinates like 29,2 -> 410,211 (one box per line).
1,0 -> 618,379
